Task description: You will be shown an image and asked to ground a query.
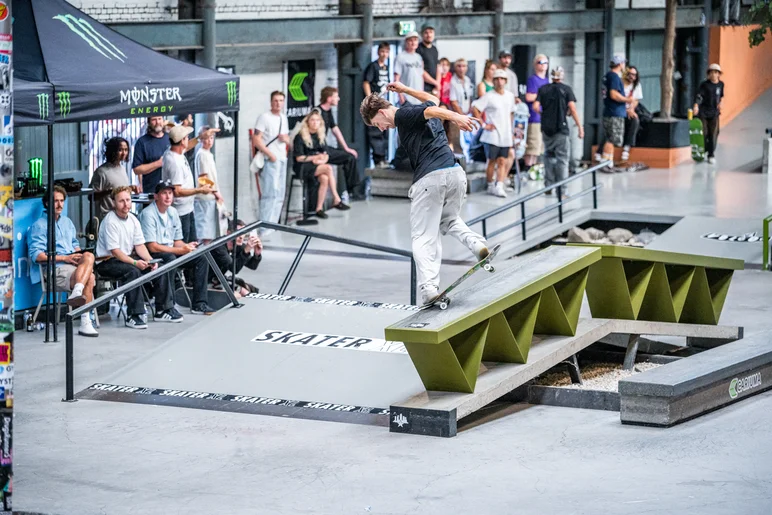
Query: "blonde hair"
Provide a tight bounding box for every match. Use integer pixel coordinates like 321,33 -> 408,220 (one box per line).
298,110 -> 326,148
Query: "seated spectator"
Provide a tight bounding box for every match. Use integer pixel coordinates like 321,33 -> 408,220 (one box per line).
292,109 -> 351,219
193,126 -> 224,244
140,180 -> 215,315
476,60 -> 497,99
95,186 -> 181,329
28,186 -> 98,337
91,137 -> 136,220
622,65 -> 643,162
211,219 -> 262,297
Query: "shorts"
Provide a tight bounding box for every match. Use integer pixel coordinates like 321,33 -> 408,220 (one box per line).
55,264 -> 77,291
526,123 -> 543,155
602,116 -> 625,147
484,143 -> 512,160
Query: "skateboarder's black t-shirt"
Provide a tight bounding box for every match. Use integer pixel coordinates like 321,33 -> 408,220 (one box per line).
696,80 -> 724,119
536,82 -> 576,137
394,101 -> 456,184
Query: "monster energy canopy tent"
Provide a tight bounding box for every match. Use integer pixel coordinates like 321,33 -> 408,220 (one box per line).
14,78 -> 54,126
13,0 -> 240,124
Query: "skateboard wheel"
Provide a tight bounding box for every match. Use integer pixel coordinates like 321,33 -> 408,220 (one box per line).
484,264 -> 494,273
439,301 -> 448,310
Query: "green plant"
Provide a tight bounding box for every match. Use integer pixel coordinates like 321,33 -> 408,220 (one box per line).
748,0 -> 772,47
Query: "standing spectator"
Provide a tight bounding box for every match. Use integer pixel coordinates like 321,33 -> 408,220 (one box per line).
293,110 -> 351,219
472,70 -> 516,198
524,54 -> 550,172
193,126 -> 224,243
28,186 -> 98,337
498,49 -> 521,101
95,187 -> 180,329
161,125 -> 212,244
416,24 -> 440,95
317,87 -> 360,202
532,66 -> 584,195
91,137 -> 135,220
394,31 -> 425,105
693,63 -> 724,164
132,116 -> 170,194
438,58 -> 452,107
449,59 -> 474,116
175,113 -> 198,169
622,65 -> 643,162
140,180 -> 214,315
476,60 -> 498,99
253,91 -> 290,232
363,42 -> 391,168
596,55 -> 628,165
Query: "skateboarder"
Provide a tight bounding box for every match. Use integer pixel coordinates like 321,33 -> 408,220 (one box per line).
360,82 -> 489,305
693,63 -> 724,164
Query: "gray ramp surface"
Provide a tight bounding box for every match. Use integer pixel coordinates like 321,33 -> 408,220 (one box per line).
97,297 -> 425,409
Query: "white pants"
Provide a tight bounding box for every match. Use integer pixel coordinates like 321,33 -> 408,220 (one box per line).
408,166 -> 484,292
258,159 -> 287,225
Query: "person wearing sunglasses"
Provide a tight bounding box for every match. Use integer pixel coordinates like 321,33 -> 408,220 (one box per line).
622,66 -> 643,162
524,54 -> 550,175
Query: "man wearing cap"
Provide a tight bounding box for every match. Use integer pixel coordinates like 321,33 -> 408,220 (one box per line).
140,180 -> 215,315
498,50 -> 521,101
597,55 -> 628,166
472,69 -> 517,198
394,31 -> 427,105
693,64 -> 724,164
162,125 -> 213,245
525,54 -> 551,172
533,66 -> 584,194
95,186 -> 180,329
416,24 -> 441,95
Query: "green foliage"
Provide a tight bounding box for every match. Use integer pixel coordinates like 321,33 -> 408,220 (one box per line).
748,0 -> 772,47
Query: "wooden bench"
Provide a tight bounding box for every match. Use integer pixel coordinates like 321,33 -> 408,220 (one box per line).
385,246 -> 602,393
619,331 -> 772,426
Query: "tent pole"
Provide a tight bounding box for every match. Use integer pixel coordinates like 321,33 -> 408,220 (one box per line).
231,110 -> 239,290
203,0 -> 218,129
45,124 -> 58,342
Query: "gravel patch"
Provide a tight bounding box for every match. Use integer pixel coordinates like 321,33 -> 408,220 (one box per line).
534,362 -> 663,392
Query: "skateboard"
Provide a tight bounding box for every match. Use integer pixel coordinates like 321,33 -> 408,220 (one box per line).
513,102 -> 529,160
421,244 -> 502,311
611,161 -> 650,173
689,111 -> 705,162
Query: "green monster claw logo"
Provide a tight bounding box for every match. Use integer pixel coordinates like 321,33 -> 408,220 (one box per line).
289,73 -> 309,102
37,93 -> 49,120
729,378 -> 738,399
28,157 -> 44,187
54,14 -> 127,62
226,81 -> 238,106
57,91 -> 71,118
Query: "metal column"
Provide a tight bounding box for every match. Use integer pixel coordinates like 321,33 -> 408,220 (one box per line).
202,0 -> 218,128
493,0 -> 504,56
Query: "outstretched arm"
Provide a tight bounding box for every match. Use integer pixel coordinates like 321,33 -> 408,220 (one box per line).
387,82 -> 439,106
424,106 -> 482,132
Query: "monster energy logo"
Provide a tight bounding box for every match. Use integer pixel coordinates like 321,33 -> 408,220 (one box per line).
289,73 -> 309,102
54,14 -> 127,62
226,81 -> 238,106
37,93 -> 49,120
57,91 -> 71,118
28,158 -> 43,186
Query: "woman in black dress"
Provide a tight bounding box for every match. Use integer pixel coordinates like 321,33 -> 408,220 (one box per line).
293,110 -> 351,218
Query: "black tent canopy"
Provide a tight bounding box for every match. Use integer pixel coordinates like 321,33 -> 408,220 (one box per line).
13,0 -> 242,341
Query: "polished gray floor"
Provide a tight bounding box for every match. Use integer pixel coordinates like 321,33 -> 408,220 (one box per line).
13,88 -> 772,514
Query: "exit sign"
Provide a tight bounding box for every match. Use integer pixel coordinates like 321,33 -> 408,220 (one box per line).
398,21 -> 416,36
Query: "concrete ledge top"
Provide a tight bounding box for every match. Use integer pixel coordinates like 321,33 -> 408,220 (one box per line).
569,243 -> 745,270
619,331 -> 772,398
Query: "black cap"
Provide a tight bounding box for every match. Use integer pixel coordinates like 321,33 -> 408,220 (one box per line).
499,49 -> 513,59
421,23 -> 435,32
155,179 -> 175,194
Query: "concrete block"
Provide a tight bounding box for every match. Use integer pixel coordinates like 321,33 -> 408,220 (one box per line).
762,137 -> 771,174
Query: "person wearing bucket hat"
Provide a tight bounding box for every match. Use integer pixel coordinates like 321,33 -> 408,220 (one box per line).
472,69 -> 517,198
693,63 -> 724,164
394,31 -> 426,105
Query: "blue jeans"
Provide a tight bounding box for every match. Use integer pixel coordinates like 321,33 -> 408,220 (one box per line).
259,159 -> 287,224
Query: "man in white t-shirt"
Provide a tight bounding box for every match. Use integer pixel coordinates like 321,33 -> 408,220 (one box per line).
94,186 -> 180,329
449,58 -> 474,115
162,125 -> 213,244
472,69 -> 516,198
394,31 -> 427,105
252,91 -> 290,235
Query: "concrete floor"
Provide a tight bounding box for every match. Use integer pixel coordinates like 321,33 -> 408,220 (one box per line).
13,89 -> 772,514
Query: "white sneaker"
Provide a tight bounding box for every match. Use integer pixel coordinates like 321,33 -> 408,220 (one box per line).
707,156 -> 716,164
471,240 -> 490,261
341,191 -> 350,204
486,181 -> 496,195
621,150 -> 630,161
67,284 -> 86,308
594,153 -> 602,163
78,314 -> 99,338
420,284 -> 440,305
494,182 -> 508,198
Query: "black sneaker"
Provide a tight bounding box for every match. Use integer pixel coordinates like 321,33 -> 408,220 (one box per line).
191,303 -> 215,315
125,315 -> 148,330
316,210 -> 328,219
333,202 -> 351,211
155,309 -> 183,323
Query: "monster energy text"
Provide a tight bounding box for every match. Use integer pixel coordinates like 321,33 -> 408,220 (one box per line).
37,93 -> 49,120
226,81 -> 238,106
120,86 -> 182,115
57,91 -> 71,117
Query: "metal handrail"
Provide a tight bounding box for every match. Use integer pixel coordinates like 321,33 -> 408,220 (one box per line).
465,162 -> 608,241
763,214 -> 772,271
63,220 -> 416,401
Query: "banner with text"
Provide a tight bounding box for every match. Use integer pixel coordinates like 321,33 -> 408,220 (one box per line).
285,59 -> 316,132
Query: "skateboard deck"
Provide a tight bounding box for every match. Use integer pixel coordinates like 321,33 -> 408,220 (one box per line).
174,287 -> 233,311
513,103 -> 529,160
689,117 -> 705,162
421,244 -> 502,310
611,161 -> 650,173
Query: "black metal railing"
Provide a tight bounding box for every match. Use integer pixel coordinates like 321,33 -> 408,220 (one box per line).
63,220 -> 415,401
465,162 -> 607,241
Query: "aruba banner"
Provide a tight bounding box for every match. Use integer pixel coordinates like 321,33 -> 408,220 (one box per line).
285,59 -> 315,132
